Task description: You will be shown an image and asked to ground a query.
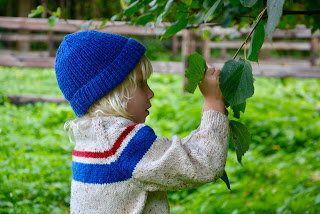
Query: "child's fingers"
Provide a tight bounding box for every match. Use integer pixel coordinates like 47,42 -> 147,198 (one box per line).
213,69 -> 221,77
206,67 -> 215,75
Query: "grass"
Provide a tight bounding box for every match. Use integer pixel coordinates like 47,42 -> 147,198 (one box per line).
0,66 -> 320,213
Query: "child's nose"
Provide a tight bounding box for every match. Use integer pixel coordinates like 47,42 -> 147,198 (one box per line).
147,85 -> 154,99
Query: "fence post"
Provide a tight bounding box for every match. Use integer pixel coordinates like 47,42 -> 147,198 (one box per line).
172,35 -> 179,59
17,0 -> 32,52
48,30 -> 55,57
221,38 -> 227,59
311,36 -> 319,66
203,36 -> 211,62
182,29 -> 196,93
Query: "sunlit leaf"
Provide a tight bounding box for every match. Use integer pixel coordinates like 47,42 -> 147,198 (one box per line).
28,5 -> 44,18
99,19 -> 108,28
182,0 -> 192,6
204,0 -> 221,23
48,16 -> 59,29
53,7 -> 61,17
184,53 -> 207,93
81,19 -> 93,31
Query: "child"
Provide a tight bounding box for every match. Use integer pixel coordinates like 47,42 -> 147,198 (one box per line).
55,30 -> 229,214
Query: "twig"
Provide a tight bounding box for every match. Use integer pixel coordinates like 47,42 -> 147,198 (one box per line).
232,7 -> 267,60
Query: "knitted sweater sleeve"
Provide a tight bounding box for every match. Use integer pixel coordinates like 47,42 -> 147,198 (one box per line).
132,110 -> 229,191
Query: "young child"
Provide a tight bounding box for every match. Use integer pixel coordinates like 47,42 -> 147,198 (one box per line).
55,30 -> 229,214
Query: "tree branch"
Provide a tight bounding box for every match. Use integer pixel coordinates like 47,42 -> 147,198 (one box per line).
233,7 -> 267,60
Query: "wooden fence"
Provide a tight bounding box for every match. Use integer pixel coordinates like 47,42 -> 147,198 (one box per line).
0,16 -> 320,104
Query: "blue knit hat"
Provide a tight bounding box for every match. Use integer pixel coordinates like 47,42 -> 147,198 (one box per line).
55,30 -> 146,117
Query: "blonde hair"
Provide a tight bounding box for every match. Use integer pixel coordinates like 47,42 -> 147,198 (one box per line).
64,55 -> 153,143
84,55 -> 153,120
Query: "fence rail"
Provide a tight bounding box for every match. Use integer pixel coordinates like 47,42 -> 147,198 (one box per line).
0,16 -> 319,79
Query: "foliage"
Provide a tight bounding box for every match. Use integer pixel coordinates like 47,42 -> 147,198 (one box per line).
120,0 -> 320,32
265,0 -> 285,39
184,53 -> 207,94
247,20 -> 265,62
0,67 -> 320,213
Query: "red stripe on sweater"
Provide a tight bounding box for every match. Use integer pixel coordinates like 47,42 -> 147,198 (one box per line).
72,123 -> 138,158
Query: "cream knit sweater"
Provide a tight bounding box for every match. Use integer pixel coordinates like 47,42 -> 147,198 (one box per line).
68,110 -> 229,213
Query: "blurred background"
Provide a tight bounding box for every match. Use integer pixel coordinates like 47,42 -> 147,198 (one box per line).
0,0 -> 320,213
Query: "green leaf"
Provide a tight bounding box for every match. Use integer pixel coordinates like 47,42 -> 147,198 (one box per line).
240,0 -> 258,7
231,101 -> 246,119
120,0 -> 130,10
220,170 -> 231,190
124,0 -> 140,16
165,0 -> 174,10
99,19 -> 108,28
265,0 -> 285,39
220,59 -> 254,106
204,0 -> 221,23
161,16 -> 188,39
81,19 -> 93,31
248,20 -> 265,62
155,0 -> 174,27
28,5 -> 44,18
182,0 -> 193,6
48,16 -> 59,29
184,53 -> 207,93
53,7 -> 61,17
137,14 -> 154,25
230,120 -> 251,164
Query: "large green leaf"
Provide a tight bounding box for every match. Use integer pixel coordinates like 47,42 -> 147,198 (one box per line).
220,59 -> 254,106
161,16 -> 188,39
265,0 -> 285,39
240,0 -> 258,7
184,53 -> 207,93
248,20 -> 265,62
204,0 -> 221,23
230,120 -> 251,164
220,170 -> 231,190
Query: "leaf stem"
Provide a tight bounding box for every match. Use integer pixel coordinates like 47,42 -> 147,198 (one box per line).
244,41 -> 247,60
232,7 -> 267,60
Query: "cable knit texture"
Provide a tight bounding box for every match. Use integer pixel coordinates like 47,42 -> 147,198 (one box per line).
55,31 -> 146,117
69,110 -> 229,213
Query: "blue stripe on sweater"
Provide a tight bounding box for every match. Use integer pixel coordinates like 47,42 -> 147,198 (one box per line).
72,125 -> 157,184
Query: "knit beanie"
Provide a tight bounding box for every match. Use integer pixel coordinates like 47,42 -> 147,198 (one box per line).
55,30 -> 146,117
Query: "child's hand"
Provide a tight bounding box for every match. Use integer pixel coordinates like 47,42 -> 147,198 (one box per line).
199,67 -> 226,114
